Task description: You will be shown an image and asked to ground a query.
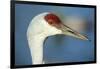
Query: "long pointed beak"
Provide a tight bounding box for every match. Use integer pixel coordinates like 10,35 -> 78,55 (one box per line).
60,24 -> 88,40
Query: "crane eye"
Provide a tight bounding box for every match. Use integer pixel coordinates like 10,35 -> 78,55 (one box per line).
48,19 -> 53,25
49,21 -> 53,24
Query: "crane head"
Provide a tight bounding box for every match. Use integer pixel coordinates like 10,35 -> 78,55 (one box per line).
27,12 -> 88,40
43,12 -> 88,40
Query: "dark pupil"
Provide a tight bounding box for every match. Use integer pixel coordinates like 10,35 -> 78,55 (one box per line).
48,19 -> 53,24
50,21 -> 53,24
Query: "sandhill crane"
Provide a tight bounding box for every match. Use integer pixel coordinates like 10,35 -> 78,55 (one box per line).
27,12 -> 88,64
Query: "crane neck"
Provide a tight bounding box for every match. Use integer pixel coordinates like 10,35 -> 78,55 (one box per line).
28,34 -> 47,64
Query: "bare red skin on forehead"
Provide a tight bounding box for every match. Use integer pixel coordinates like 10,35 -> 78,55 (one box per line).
44,13 -> 62,28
